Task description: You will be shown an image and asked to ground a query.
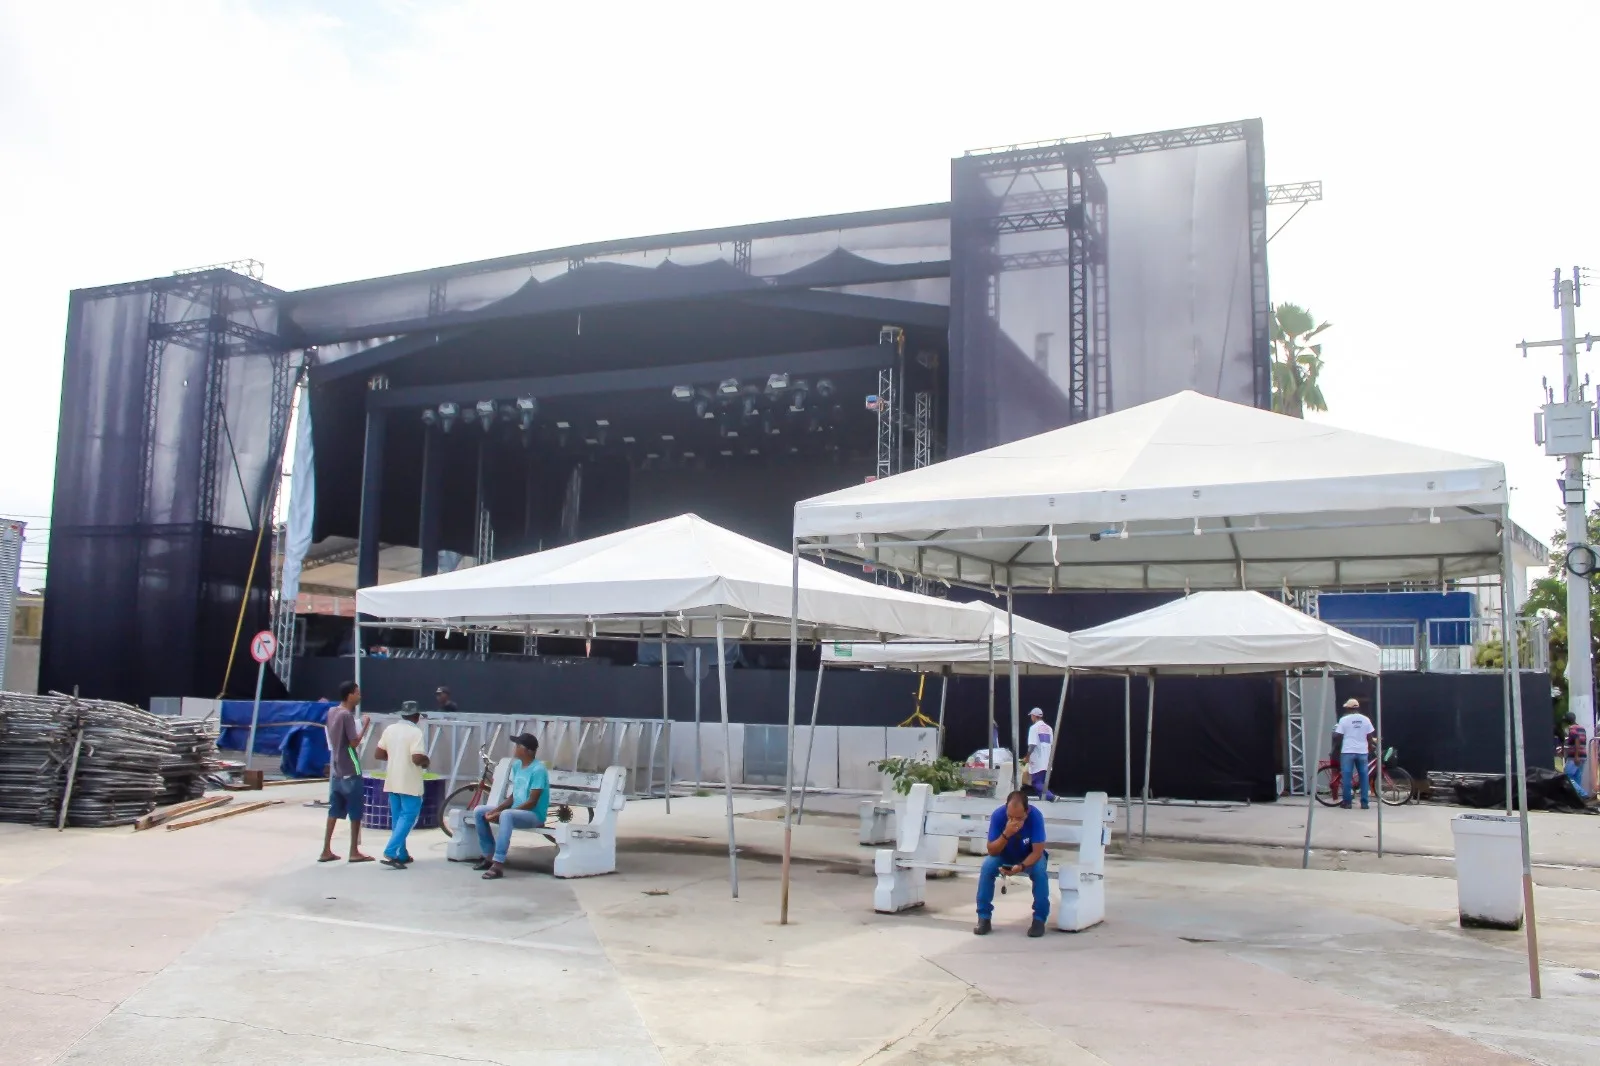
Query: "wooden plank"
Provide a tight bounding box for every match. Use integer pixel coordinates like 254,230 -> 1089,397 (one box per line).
165,799 -> 282,831
134,795 -> 231,831
264,777 -> 327,787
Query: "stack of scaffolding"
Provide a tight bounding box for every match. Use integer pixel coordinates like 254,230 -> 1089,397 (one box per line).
159,718 -> 222,805
0,692 -> 201,828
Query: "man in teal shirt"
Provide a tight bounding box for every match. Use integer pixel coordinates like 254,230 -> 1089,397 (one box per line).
473,733 -> 550,880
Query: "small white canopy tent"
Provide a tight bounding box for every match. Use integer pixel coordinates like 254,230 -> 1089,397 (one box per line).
783,393 -> 1543,998
813,602 -> 1075,818
1068,590 -> 1380,844
355,514 -> 993,897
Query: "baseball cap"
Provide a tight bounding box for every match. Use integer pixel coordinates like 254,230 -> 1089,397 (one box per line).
510,732 -> 540,751
1029,707 -> 1044,718
1342,698 -> 1360,709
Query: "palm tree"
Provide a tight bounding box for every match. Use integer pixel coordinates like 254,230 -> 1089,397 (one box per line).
1271,302 -> 1331,418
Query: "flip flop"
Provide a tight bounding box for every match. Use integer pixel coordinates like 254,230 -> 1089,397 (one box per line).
380,858 -> 406,869
317,855 -> 341,863
481,868 -> 504,880
348,855 -> 375,864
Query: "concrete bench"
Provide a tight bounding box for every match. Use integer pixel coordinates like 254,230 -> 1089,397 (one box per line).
449,760 -> 627,878
873,785 -> 1114,932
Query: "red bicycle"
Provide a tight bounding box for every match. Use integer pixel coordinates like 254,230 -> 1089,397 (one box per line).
1314,746 -> 1412,807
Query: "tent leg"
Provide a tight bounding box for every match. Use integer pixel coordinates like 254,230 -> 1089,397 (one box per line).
986,639 -> 997,793
1502,512 -> 1541,998
716,615 -> 738,899
1047,672 -> 1068,800
796,662 -> 825,826
1007,588 -> 1021,794
353,622 -> 362,706
1302,667 -> 1326,870
781,540 -> 800,925
694,648 -> 703,788
1141,673 -> 1155,842
661,633 -> 671,815
1124,675 -> 1132,840
1502,649 -> 1515,816
936,671 -> 949,754
1375,673 -> 1383,857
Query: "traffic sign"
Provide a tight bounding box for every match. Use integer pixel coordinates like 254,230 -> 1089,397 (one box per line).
250,630 -> 277,664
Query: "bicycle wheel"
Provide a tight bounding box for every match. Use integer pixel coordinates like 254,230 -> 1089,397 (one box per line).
1379,766 -> 1412,807
1313,765 -> 1340,807
438,783 -> 483,837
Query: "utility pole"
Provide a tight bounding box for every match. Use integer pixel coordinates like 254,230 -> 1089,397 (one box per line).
1523,267 -> 1596,747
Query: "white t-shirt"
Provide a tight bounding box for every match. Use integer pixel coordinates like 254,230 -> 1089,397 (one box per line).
1026,720 -> 1053,773
1334,713 -> 1374,755
379,720 -> 426,796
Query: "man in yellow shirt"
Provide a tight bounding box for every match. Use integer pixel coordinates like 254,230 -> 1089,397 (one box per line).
375,702 -> 429,869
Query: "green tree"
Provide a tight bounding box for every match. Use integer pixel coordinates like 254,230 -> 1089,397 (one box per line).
1521,507 -> 1600,723
1270,302 -> 1331,418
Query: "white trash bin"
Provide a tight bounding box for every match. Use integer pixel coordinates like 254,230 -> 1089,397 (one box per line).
1451,813 -> 1523,930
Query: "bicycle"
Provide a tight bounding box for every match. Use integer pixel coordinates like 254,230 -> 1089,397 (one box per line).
1314,746 -> 1412,807
438,744 -> 580,836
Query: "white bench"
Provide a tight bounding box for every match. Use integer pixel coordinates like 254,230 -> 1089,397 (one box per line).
873,785 -> 1114,932
464,760 -> 627,877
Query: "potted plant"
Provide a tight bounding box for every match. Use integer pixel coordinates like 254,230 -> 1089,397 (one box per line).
872,756 -> 968,865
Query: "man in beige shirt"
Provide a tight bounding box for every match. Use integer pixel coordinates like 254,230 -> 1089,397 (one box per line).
376,702 -> 429,868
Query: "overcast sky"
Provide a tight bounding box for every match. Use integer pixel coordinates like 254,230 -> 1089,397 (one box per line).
3,1 -> 1597,589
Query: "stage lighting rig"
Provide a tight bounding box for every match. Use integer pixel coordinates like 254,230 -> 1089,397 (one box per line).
475,400 -> 496,431
766,372 -> 789,391
437,402 -> 459,432
788,380 -> 809,413
718,378 -> 740,396
671,385 -> 694,401
816,379 -> 835,401
421,408 -> 438,428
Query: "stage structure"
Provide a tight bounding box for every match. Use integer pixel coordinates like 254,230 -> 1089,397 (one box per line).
44,119 -> 1276,709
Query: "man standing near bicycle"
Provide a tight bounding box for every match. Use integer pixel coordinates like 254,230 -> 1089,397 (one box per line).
472,732 -> 550,880
1333,697 -> 1376,809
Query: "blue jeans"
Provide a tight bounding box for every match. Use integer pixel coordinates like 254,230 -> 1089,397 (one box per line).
976,853 -> 1050,922
384,793 -> 422,861
1565,758 -> 1588,797
1340,752 -> 1370,807
474,805 -> 546,863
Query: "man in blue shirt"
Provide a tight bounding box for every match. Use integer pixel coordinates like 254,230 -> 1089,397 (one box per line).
975,790 -> 1050,937
473,733 -> 551,880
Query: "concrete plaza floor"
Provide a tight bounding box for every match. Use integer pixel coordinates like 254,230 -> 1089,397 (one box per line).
3,785 -> 1599,1064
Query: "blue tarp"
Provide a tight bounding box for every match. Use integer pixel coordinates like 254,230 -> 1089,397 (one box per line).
219,700 -> 333,755
280,724 -> 332,778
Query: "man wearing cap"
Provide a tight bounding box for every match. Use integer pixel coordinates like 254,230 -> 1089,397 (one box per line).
435,686 -> 459,714
473,733 -> 550,880
375,702 -> 430,868
1025,707 -> 1057,801
1333,697 -> 1375,810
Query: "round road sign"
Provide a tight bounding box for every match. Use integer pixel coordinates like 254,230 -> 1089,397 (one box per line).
250,630 -> 277,664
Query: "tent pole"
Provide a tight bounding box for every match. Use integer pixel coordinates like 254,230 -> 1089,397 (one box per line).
1007,587 -> 1021,794
715,614 -> 738,898
1375,672 -> 1383,856
780,539 -> 800,925
796,661 -> 825,826
986,639 -> 997,793
694,647 -> 703,787
353,622 -> 363,705
1048,672 -> 1068,800
1502,643 -> 1515,816
661,631 -> 671,815
936,670 -> 949,753
1502,510 -> 1541,998
1141,672 -> 1155,842
1124,674 -> 1132,840
1302,667 -> 1326,869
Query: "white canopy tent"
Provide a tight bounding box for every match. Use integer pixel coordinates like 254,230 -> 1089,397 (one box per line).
1067,590 -> 1381,845
810,602 -> 1076,821
782,393 -> 1542,998
355,514 -> 993,897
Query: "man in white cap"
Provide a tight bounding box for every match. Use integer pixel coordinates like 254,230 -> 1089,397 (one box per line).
1025,707 -> 1056,801
1333,697 -> 1375,809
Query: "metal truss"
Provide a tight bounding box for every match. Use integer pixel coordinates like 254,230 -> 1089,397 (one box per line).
195,277 -> 231,526
1067,163 -> 1110,422
964,122 -> 1252,175
428,279 -> 448,317
912,391 -> 932,470
875,368 -> 895,481
271,520 -> 296,685
1266,181 -> 1323,205
174,258 -> 265,281
997,249 -> 1072,271
733,239 -> 752,274
1285,674 -> 1307,796
472,507 -> 495,654
1247,133 -> 1273,409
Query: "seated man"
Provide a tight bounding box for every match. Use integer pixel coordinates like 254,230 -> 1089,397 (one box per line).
975,789 -> 1049,938
472,732 -> 550,880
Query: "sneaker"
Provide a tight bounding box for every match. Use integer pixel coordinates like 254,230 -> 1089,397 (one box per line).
1361,804 -> 1370,810
973,918 -> 992,936
1339,803 -> 1352,809
1028,919 -> 1046,938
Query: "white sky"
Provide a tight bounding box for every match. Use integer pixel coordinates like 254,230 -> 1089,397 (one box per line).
3,0 -> 1597,590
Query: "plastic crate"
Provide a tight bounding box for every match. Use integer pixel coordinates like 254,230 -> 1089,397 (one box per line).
361,773 -> 447,830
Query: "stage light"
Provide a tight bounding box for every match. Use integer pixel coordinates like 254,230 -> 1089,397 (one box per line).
671,385 -> 694,401
516,397 -> 538,432
682,450 -> 695,459
865,394 -> 881,412
788,380 -> 809,413
475,400 -> 496,431
438,402 -> 459,432
421,408 -> 438,427
816,379 -> 835,400
595,419 -> 609,427
766,372 -> 789,391
718,378 -> 739,396
720,449 -> 734,456
622,435 -> 635,444
693,397 -> 711,420
556,421 -> 571,429
661,434 -> 674,441
741,395 -> 758,420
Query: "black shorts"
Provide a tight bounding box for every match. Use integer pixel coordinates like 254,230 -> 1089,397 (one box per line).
328,775 -> 365,821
